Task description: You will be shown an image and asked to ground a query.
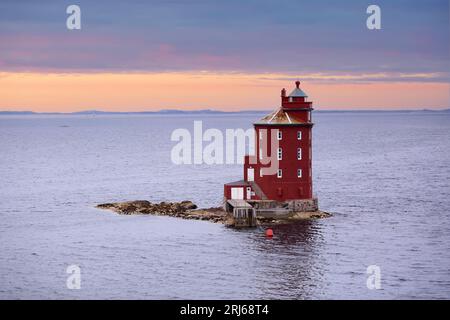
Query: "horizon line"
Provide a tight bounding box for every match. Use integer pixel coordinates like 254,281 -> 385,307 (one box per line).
1,107 -> 449,115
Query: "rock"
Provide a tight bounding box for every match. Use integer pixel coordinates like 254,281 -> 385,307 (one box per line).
180,200 -> 197,210
129,200 -> 151,207
96,200 -> 331,227
96,200 -> 203,217
96,203 -> 115,209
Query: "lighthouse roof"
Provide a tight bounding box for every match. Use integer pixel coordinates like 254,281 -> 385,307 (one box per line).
288,80 -> 308,97
288,87 -> 308,98
254,108 -> 308,125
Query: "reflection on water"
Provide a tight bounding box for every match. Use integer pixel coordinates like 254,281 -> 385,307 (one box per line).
243,221 -> 324,299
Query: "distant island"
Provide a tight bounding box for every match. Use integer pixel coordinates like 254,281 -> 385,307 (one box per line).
0,108 -> 449,115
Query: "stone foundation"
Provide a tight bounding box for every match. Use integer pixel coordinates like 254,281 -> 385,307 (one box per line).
246,198 -> 318,212
287,198 -> 319,212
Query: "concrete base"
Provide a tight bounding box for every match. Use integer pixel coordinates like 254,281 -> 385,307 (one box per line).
241,198 -> 319,219
287,198 -> 319,212
247,198 -> 318,212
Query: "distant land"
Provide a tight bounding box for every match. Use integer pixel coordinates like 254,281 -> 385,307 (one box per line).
0,109 -> 266,115
0,108 -> 449,115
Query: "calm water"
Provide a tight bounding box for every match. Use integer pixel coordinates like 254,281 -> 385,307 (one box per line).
0,111 -> 449,299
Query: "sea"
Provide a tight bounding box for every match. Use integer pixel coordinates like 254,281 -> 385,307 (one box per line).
0,110 -> 449,299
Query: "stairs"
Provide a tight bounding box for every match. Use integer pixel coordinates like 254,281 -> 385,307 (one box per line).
249,181 -> 268,200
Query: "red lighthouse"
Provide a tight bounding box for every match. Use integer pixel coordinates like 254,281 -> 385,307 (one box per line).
224,81 -> 318,213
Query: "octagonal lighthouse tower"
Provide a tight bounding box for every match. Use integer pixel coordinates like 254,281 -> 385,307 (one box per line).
224,81 -> 318,213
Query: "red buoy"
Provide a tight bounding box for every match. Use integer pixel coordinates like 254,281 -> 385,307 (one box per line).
265,228 -> 273,237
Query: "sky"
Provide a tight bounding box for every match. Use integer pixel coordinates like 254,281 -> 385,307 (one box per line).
0,0 -> 449,111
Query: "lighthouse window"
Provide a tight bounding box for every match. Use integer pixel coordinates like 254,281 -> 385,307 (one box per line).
277,148 -> 282,160
297,148 -> 302,160
277,169 -> 282,178
297,169 -> 302,178
277,130 -> 282,140
297,131 -> 302,140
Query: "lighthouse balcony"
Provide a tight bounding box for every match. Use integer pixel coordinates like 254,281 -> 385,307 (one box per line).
281,101 -> 313,110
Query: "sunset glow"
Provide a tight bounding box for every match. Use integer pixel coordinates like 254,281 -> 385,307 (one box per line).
0,72 -> 448,112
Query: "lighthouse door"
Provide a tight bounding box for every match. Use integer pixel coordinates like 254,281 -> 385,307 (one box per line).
247,168 -> 254,181
231,187 -> 244,200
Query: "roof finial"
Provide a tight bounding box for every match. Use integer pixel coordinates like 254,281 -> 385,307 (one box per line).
295,80 -> 300,89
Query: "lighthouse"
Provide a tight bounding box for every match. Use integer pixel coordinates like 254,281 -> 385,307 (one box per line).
224,81 -> 318,215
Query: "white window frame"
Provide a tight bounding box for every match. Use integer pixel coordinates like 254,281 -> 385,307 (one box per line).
260,168 -> 264,177
297,148 -> 302,160
297,131 -> 302,140
277,169 -> 282,178
247,168 -> 254,181
277,148 -> 282,160
297,169 -> 302,178
231,187 -> 244,200
277,130 -> 282,141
